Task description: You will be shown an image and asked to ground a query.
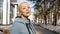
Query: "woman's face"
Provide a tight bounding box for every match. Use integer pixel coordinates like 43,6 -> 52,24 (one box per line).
19,2 -> 31,17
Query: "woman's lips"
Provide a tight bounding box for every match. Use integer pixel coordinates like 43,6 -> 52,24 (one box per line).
26,12 -> 30,14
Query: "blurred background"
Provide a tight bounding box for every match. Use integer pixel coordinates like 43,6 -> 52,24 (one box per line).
0,0 -> 60,34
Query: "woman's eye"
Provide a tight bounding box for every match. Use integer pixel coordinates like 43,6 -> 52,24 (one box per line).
28,7 -> 30,8
22,8 -> 25,9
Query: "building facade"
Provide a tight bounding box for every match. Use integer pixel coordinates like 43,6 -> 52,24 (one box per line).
0,0 -> 18,25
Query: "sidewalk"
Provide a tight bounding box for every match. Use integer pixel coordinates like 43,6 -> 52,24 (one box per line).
39,23 -> 60,34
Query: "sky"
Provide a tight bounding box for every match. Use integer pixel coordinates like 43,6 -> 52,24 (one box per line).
17,0 -> 35,13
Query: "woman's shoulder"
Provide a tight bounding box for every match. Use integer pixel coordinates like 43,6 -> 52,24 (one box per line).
12,18 -> 25,28
14,16 -> 22,22
13,17 -> 27,26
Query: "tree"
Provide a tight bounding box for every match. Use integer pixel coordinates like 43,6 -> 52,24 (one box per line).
28,0 -> 57,25
53,0 -> 58,26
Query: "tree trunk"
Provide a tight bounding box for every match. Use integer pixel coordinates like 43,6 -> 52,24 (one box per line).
53,0 -> 58,26
44,0 -> 47,24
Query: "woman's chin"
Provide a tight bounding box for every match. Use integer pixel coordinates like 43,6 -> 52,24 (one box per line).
24,14 -> 30,17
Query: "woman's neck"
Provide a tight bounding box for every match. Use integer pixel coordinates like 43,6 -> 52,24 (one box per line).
21,15 -> 28,20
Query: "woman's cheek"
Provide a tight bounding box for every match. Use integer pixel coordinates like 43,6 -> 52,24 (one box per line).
22,12 -> 26,15
22,10 -> 30,16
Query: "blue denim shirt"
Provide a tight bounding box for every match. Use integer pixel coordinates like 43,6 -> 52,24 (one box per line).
10,18 -> 36,34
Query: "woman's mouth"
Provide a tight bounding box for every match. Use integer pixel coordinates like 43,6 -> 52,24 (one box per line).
26,12 -> 30,14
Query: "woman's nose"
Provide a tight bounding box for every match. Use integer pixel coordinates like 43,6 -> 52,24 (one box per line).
26,9 -> 30,11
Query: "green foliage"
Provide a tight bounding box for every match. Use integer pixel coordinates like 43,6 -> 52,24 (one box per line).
58,0 -> 60,6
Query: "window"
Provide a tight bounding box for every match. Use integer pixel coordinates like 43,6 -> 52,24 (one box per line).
10,4 -> 14,24
0,0 -> 3,24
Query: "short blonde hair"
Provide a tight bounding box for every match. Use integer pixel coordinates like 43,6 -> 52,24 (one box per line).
18,2 -> 28,13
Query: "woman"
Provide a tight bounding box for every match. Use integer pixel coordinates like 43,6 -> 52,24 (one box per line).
10,2 -> 36,34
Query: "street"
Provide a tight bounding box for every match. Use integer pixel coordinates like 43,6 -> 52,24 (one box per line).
35,25 -> 57,34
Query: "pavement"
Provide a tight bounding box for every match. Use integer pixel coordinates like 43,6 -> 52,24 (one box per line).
35,25 -> 57,34
38,23 -> 60,34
